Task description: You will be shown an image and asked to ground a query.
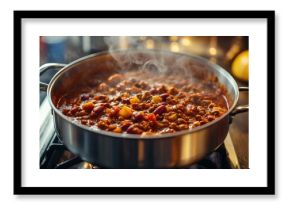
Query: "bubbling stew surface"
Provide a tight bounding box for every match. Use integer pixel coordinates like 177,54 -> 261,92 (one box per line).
57,70 -> 228,136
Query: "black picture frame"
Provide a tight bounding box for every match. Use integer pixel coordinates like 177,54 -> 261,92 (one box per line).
14,10 -> 275,195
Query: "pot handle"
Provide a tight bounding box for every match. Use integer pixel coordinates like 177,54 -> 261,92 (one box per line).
231,86 -> 249,116
40,63 -> 66,92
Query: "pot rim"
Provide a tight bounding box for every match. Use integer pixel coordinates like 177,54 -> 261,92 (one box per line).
47,49 -> 239,140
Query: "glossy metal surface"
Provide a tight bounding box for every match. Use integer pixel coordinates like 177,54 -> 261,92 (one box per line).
39,63 -> 66,92
53,112 -> 229,168
43,50 -> 247,168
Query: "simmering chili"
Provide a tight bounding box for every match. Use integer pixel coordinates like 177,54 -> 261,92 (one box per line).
57,70 -> 228,136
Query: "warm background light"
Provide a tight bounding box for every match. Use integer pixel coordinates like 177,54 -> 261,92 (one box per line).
170,42 -> 180,52
180,37 -> 191,47
209,47 -> 217,56
145,39 -> 155,49
169,36 -> 179,42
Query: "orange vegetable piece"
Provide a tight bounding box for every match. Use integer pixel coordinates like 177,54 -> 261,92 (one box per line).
82,101 -> 94,112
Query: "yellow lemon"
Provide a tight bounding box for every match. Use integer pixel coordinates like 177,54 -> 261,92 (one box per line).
231,50 -> 249,81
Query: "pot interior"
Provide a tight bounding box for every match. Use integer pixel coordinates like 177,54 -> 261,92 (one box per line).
49,50 -> 238,111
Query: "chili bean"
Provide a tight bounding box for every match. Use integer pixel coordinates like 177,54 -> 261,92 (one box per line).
98,83 -> 109,91
168,87 -> 179,95
177,118 -> 187,125
142,103 -> 151,109
62,108 -> 70,115
148,121 -> 157,129
122,98 -> 130,104
76,110 -> 87,117
160,93 -> 169,101
176,92 -> 186,99
166,96 -> 178,105
149,88 -> 158,95
169,105 -> 177,112
108,124 -> 117,131
120,120 -> 133,131
80,94 -> 89,101
122,92 -> 130,98
153,105 -> 167,115
116,82 -> 126,91
156,114 -> 163,121
179,124 -> 189,130
131,103 -> 143,111
158,102 -> 166,106
208,102 -> 216,108
70,106 -> 80,115
113,127 -> 122,133
135,81 -> 144,88
94,95 -> 109,102
176,104 -> 185,112
135,81 -> 150,90
195,114 -> 202,121
108,106 -> 120,117
207,115 -> 215,121
162,119 -> 169,125
140,81 -> 150,89
201,100 -> 212,106
200,119 -> 208,125
97,120 -> 108,130
186,104 -> 197,115
193,121 -> 201,127
140,121 -> 150,131
169,122 -> 179,130
126,124 -> 143,134
132,111 -> 145,122
190,93 -> 202,104
157,85 -> 167,94
107,74 -> 124,86
91,105 -> 105,116
197,106 -> 206,115
156,121 -> 166,128
136,93 -> 143,99
99,103 -> 111,108
88,120 -> 95,126
148,104 -> 158,113
142,91 -> 152,101
114,95 -> 122,101
211,107 -> 221,115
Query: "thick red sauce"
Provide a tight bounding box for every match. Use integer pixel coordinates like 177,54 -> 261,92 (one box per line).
57,70 -> 228,136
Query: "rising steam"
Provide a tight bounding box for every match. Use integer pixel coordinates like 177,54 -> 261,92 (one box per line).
104,36 -> 206,82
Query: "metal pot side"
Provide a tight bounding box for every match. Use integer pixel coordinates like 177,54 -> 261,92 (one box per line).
54,111 -> 229,168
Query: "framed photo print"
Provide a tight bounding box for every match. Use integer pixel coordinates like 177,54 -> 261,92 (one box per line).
14,10 -> 275,194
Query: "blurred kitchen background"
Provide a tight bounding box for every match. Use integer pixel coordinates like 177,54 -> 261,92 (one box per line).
40,36 -> 249,168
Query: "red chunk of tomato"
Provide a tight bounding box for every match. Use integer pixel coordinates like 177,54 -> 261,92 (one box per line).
146,113 -> 156,122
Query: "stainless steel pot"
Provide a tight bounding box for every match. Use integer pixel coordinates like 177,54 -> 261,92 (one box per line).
40,50 -> 248,168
